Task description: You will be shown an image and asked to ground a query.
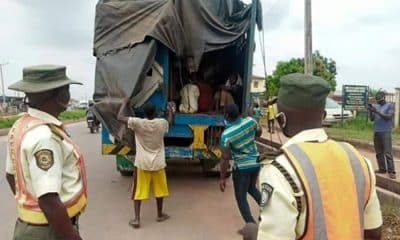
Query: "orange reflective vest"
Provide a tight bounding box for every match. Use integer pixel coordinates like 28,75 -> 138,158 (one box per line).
8,114 -> 88,224
282,140 -> 371,240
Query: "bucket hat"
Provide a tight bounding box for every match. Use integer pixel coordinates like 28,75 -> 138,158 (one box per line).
8,65 -> 82,93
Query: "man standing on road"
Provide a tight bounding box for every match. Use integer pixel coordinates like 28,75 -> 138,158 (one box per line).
118,99 -> 173,229
267,102 -> 276,134
369,91 -> 396,179
5,65 -> 87,240
219,104 -> 262,235
257,73 -> 382,239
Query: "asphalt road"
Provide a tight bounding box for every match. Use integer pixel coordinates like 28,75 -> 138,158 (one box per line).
0,122 -> 256,240
1,123 -> 398,240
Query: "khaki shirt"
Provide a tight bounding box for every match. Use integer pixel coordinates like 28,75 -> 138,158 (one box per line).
128,117 -> 168,171
258,128 -> 383,240
5,108 -> 84,202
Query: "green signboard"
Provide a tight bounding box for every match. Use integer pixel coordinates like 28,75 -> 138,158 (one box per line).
342,85 -> 369,111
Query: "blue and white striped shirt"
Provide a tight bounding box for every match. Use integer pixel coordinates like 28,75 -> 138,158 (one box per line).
221,117 -> 260,170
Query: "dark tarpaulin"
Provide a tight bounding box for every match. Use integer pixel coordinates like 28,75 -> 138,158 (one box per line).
174,0 -> 251,70
93,0 -> 262,143
94,0 -> 261,68
93,40 -> 157,146
94,0 -> 185,57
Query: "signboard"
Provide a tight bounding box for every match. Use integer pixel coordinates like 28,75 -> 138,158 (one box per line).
342,85 -> 369,110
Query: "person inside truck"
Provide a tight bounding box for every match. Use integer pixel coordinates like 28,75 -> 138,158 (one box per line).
225,72 -> 244,107
214,88 -> 235,113
194,73 -> 215,113
215,72 -> 244,113
179,75 -> 200,114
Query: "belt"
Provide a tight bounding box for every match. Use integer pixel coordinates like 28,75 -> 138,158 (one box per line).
18,215 -> 79,226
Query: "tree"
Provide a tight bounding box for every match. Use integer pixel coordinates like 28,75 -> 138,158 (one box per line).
368,88 -> 385,97
265,51 -> 337,96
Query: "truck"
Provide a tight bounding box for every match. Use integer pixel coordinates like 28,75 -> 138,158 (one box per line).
92,0 -> 262,175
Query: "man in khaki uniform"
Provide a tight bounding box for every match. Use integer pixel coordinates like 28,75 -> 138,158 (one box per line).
5,65 -> 87,240
257,73 -> 382,240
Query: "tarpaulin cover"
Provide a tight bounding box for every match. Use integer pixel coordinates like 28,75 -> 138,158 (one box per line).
93,0 -> 262,144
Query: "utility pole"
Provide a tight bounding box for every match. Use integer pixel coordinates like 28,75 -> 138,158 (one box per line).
304,0 -> 313,75
0,62 -> 9,106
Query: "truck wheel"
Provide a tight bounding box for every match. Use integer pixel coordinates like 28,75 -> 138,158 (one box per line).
90,128 -> 94,134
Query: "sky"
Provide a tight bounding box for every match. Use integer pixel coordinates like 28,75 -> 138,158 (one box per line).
0,0 -> 399,100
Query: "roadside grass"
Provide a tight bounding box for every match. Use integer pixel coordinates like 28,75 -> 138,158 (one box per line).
0,116 -> 19,129
325,115 -> 400,146
59,109 -> 86,121
0,109 -> 86,129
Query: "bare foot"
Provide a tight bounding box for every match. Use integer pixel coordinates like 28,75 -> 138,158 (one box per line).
129,219 -> 140,228
156,214 -> 170,222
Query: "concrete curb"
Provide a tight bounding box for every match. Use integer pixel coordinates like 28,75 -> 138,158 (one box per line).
0,119 -> 85,137
376,175 -> 400,195
377,187 -> 400,207
331,137 -> 400,159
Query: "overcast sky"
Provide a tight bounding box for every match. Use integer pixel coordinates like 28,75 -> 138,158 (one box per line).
0,0 -> 399,100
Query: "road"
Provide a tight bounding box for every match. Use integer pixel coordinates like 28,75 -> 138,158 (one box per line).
0,123 -> 398,240
0,122 -> 256,240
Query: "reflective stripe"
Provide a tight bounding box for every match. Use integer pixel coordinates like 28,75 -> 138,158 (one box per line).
10,115 -> 88,225
17,194 -> 87,225
338,142 -> 366,237
287,144 -> 328,240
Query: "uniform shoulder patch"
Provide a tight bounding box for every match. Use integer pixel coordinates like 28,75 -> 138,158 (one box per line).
260,183 -> 274,207
34,149 -> 54,171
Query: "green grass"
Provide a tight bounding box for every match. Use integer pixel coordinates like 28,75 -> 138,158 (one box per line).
331,114 -> 373,131
325,115 -> 400,145
0,116 -> 19,129
59,109 -> 86,121
0,109 -> 86,129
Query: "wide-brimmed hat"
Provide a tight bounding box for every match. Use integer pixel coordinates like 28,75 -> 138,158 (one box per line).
8,64 -> 82,93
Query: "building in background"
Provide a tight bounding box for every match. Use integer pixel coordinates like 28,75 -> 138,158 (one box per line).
250,75 -> 266,103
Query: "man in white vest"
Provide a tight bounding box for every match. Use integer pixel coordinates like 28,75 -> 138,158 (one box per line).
6,65 -> 87,240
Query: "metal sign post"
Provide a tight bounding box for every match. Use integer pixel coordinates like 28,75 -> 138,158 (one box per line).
341,85 -> 344,123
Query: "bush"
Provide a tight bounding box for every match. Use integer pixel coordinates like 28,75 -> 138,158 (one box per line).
0,110 -> 86,129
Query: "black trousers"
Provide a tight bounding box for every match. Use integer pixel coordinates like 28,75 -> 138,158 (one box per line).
374,132 -> 396,173
232,168 -> 261,223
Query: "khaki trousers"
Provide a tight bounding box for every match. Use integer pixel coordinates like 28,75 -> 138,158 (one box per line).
13,219 -> 78,240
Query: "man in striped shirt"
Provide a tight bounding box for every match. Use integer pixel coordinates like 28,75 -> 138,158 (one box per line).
219,104 -> 262,235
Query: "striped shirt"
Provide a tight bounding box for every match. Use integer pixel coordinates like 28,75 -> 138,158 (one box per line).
221,117 -> 260,170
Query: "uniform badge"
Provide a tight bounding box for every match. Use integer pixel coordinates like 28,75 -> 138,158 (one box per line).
34,149 -> 54,171
260,183 -> 274,207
